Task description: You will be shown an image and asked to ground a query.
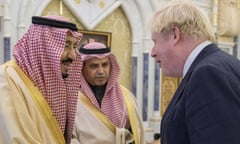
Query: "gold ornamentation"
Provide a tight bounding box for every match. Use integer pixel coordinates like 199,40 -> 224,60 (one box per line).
59,0 -> 63,15
75,0 -> 81,4
161,76 -> 181,116
99,0 -> 105,8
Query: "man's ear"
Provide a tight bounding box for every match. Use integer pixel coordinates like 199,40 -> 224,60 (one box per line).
172,27 -> 180,43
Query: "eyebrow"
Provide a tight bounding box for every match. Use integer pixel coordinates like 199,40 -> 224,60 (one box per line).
89,61 -> 109,66
102,61 -> 109,64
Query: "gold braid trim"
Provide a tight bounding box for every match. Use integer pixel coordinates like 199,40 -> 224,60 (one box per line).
121,86 -> 140,144
78,91 -> 116,134
4,60 -> 65,143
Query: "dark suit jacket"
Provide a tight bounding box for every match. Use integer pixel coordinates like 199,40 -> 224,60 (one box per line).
161,43 -> 240,144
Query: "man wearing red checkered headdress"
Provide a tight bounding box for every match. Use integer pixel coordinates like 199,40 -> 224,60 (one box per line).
0,15 -> 82,144
71,42 -> 145,144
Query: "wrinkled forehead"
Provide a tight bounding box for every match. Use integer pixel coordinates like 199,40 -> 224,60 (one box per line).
85,56 -> 110,64
83,56 -> 111,71
86,57 -> 110,62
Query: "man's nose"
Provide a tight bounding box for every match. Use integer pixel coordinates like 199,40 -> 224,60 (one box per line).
68,47 -> 76,61
97,66 -> 104,73
151,47 -> 156,57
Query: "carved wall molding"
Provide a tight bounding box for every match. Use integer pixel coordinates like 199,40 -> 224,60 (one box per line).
161,75 -> 181,116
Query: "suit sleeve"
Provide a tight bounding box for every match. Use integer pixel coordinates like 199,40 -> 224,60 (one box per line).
185,65 -> 240,144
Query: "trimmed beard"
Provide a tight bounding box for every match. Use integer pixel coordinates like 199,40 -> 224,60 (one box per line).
62,73 -> 68,79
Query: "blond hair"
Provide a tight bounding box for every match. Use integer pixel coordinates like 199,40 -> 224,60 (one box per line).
150,0 -> 216,42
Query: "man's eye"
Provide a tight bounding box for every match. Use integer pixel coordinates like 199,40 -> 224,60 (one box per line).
73,44 -> 78,49
90,65 -> 98,69
102,63 -> 109,67
65,43 -> 70,48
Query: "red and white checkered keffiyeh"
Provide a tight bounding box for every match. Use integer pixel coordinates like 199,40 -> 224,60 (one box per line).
79,42 -> 129,128
13,15 -> 82,143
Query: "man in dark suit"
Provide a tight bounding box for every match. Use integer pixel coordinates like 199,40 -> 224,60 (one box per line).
149,1 -> 240,144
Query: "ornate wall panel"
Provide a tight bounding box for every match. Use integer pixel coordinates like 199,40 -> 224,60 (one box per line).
218,0 -> 240,36
161,75 -> 181,116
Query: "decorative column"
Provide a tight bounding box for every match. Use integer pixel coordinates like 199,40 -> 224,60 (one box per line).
216,0 -> 235,56
17,0 -> 28,40
149,62 -> 161,134
3,1 -> 11,62
142,51 -> 154,143
59,0 -> 63,15
218,38 -> 235,55
236,35 -> 240,59
131,49 -> 137,96
131,40 -> 143,111
142,51 -> 149,122
143,38 -> 162,142
233,36 -> 239,58
0,0 -> 3,64
212,0 -> 218,33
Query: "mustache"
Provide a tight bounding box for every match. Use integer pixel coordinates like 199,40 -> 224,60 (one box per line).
61,58 -> 73,63
62,73 -> 68,79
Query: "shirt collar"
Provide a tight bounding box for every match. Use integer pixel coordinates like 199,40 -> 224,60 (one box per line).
183,41 -> 212,77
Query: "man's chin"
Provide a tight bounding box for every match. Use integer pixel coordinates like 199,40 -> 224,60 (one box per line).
95,81 -> 107,86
